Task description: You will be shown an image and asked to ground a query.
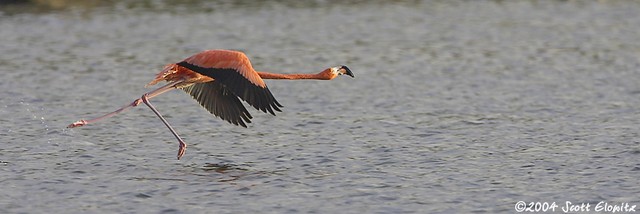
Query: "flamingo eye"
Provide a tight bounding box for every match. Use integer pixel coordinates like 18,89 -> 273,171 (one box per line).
330,66 -> 341,75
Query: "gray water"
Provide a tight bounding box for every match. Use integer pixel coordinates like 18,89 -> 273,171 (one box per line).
1,0 -> 639,213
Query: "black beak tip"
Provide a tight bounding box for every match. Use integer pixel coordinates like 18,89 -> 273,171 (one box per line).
340,65 -> 354,78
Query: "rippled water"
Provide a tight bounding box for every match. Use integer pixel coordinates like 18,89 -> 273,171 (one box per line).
1,0 -> 639,213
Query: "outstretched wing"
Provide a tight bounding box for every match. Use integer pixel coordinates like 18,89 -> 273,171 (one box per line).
176,61 -> 283,116
182,81 -> 253,128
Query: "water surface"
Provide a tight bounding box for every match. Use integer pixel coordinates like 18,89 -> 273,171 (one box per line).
1,0 -> 639,213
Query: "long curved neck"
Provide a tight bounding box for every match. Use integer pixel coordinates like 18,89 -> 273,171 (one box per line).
257,71 -> 333,80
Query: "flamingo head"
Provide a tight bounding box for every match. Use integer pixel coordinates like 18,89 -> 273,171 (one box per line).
331,65 -> 354,78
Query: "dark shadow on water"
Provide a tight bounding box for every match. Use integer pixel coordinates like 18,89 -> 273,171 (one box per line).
1,0 -> 427,15
0,0 -> 109,15
201,162 -> 248,173
174,162 -> 288,183
200,163 -> 251,183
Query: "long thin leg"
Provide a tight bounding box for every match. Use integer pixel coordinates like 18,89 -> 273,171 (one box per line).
140,95 -> 187,160
67,81 -> 184,128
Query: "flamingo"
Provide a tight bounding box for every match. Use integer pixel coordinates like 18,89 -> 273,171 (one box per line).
68,49 -> 354,160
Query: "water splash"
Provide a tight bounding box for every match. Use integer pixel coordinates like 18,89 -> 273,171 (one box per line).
1,98 -> 74,148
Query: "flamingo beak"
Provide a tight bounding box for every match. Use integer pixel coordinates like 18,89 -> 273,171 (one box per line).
340,65 -> 354,78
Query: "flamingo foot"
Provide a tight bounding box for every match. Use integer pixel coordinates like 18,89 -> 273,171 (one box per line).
177,141 -> 187,160
67,120 -> 87,128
